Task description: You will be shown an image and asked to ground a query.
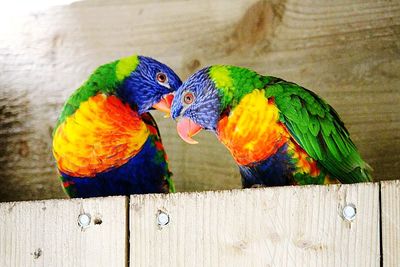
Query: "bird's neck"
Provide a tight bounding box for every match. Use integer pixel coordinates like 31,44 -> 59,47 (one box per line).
56,61 -> 121,129
216,75 -> 273,113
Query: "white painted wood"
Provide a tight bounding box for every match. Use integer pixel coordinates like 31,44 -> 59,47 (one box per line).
130,183 -> 380,266
0,196 -> 127,267
381,180 -> 400,267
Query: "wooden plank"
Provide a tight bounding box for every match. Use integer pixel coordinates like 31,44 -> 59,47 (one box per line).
1,0 -> 400,201
0,196 -> 127,267
130,183 -> 380,266
381,180 -> 400,267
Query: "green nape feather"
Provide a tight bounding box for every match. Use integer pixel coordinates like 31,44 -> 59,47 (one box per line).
265,80 -> 372,183
55,55 -> 139,131
209,65 -> 271,111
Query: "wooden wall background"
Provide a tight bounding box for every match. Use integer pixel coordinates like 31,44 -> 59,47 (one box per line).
0,0 -> 399,201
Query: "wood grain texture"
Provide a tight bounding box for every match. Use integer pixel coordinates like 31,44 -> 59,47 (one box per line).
0,0 -> 399,201
0,196 -> 127,267
381,180 -> 400,267
130,183 -> 380,266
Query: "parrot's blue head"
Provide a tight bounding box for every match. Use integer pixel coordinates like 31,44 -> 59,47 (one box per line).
118,55 -> 182,115
171,67 -> 221,144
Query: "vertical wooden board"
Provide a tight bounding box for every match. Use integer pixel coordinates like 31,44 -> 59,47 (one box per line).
0,196 -> 127,267
130,183 -> 379,267
381,180 -> 400,267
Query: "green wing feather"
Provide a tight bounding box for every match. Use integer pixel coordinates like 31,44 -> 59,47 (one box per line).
265,78 -> 372,183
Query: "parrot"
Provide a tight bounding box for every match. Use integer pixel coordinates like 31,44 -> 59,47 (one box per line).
171,65 -> 372,187
52,55 -> 182,198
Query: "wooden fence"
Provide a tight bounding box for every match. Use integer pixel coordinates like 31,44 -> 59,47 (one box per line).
0,180 -> 398,266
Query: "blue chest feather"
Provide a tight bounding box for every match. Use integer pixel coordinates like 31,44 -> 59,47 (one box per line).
239,144 -> 295,187
60,136 -> 169,198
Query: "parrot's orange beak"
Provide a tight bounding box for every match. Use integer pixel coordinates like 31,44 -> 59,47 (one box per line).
176,117 -> 202,144
152,94 -> 174,117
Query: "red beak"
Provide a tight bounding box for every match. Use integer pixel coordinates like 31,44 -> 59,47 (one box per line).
176,117 -> 202,144
152,94 -> 174,117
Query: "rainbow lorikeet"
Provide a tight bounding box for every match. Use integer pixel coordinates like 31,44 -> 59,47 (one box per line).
52,55 -> 181,197
171,65 -> 372,187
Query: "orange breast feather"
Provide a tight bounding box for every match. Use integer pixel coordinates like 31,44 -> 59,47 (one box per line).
53,94 -> 149,177
217,89 -> 289,166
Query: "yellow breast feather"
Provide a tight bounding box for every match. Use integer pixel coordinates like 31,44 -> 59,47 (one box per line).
217,89 -> 289,165
53,94 -> 149,177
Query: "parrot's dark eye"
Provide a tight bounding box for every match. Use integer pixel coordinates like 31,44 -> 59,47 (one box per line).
156,72 -> 168,83
183,92 -> 194,105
